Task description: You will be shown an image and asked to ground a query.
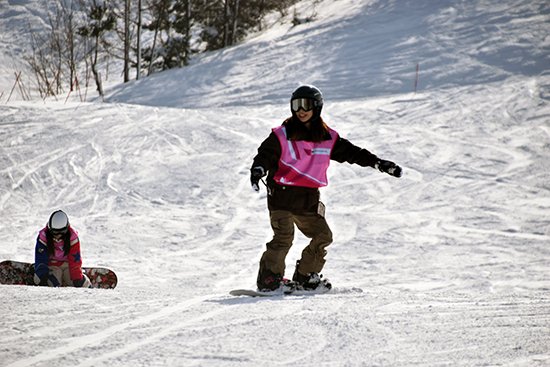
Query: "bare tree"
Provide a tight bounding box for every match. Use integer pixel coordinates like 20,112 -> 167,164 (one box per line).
78,0 -> 116,96
26,24 -> 57,98
145,0 -> 170,75
223,0 -> 240,47
24,0 -> 303,94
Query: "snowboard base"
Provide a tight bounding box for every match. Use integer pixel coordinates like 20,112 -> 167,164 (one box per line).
230,286 -> 331,297
0,260 -> 117,289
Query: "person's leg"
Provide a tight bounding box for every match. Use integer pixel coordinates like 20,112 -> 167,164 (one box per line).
293,212 -> 333,276
48,266 -> 63,287
60,262 -> 73,286
257,210 -> 295,289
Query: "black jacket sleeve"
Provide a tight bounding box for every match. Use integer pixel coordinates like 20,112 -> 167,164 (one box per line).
251,132 -> 281,172
253,133 -> 379,170
331,136 -> 379,168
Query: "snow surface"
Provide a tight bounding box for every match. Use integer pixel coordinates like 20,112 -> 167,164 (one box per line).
1,0 -> 550,366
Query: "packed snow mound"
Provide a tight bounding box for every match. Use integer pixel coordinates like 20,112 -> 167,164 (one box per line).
105,0 -> 550,108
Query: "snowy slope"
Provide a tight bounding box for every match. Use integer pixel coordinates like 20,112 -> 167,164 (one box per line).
1,0 -> 550,366
105,0 -> 549,107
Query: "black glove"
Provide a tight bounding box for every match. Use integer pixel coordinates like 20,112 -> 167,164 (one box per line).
34,273 -> 48,286
376,159 -> 402,178
250,166 -> 266,191
73,278 -> 85,287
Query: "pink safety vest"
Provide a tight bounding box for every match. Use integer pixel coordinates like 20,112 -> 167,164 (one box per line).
273,125 -> 338,188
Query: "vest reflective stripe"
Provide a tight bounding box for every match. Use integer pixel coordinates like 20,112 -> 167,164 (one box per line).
273,126 -> 338,188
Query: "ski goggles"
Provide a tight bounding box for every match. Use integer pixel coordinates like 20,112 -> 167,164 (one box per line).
51,228 -> 68,236
291,98 -> 315,112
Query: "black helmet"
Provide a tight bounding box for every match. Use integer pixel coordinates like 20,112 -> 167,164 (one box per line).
48,210 -> 69,234
290,85 -> 323,120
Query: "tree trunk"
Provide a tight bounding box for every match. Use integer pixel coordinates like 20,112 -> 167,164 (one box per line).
123,0 -> 131,82
231,0 -> 239,45
136,0 -> 142,79
92,35 -> 103,96
223,0 -> 230,47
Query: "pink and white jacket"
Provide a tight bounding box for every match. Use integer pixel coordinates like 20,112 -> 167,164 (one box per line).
272,125 -> 339,188
34,226 -> 84,281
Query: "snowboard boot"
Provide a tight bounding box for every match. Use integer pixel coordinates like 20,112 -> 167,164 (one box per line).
292,261 -> 332,291
257,269 -> 284,292
281,278 -> 297,294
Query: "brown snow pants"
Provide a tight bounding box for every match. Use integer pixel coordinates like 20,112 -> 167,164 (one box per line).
258,209 -> 333,281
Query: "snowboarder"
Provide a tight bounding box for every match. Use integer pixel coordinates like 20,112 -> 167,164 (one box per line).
34,210 -> 91,287
251,85 -> 402,292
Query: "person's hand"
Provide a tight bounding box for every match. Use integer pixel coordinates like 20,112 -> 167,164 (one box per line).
250,166 -> 266,191
34,274 -> 48,286
376,159 -> 402,178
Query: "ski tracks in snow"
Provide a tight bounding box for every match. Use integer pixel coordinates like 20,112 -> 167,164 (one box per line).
1,76 -> 549,366
2,292 -> 210,367
2,286 -> 549,367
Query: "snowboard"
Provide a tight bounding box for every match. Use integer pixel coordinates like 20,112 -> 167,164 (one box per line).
0,260 -> 117,289
230,284 -> 332,297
